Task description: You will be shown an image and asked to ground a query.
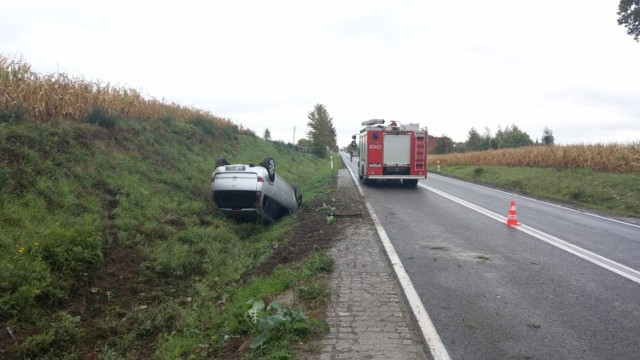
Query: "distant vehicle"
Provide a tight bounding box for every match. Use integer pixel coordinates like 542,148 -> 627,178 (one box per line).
211,156 -> 302,222
357,119 -> 428,187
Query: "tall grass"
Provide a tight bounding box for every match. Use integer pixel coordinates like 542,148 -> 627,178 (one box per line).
429,143 -> 640,174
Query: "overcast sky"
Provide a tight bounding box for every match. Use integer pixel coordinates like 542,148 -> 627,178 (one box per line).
2,0 -> 639,146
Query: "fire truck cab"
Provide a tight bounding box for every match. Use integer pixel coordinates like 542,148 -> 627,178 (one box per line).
357,119 -> 427,187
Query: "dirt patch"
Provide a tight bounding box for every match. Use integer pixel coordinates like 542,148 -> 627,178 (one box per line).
240,168 -> 364,282
219,335 -> 252,360
74,245 -> 144,349
240,195 -> 347,282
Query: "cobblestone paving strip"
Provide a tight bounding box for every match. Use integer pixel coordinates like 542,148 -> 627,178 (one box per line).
298,169 -> 429,359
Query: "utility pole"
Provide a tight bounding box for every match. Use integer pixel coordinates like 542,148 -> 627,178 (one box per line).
293,126 -> 296,144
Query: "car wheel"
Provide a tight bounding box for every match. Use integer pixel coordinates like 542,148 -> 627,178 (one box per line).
292,183 -> 303,206
261,156 -> 276,182
215,157 -> 230,168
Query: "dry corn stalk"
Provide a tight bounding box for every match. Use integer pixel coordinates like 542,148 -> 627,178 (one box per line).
0,54 -> 246,131
429,143 -> 640,174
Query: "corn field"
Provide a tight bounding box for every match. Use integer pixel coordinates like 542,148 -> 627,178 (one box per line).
0,55 -> 239,128
429,143 -> 640,174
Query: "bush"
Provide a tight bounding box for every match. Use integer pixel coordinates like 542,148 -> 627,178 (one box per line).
84,104 -> 117,129
189,115 -> 216,137
219,124 -> 239,140
473,167 -> 485,177
0,103 -> 26,124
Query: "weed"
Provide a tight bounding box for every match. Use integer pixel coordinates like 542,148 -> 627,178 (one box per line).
18,312 -> 84,358
303,252 -> 334,275
316,203 -> 337,224
244,299 -> 328,350
297,284 -> 330,303
527,322 -> 541,330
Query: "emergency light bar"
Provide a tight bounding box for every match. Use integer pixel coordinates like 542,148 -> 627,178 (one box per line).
361,119 -> 385,126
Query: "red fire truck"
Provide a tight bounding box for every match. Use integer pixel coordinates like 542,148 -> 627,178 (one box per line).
356,119 -> 427,187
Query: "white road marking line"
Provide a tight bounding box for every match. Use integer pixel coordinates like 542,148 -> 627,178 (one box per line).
421,183 -> 640,285
429,173 -> 640,229
343,158 -> 451,360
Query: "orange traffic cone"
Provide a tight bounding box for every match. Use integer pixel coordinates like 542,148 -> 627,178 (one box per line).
506,200 -> 519,226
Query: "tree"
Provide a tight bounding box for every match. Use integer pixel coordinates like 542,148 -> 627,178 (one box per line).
465,127 -> 492,151
263,128 -> 271,141
493,124 -> 533,149
306,103 -> 337,158
481,127 -> 493,150
465,125 -> 533,152
297,137 -> 312,151
505,125 -> 534,148
541,127 -> 555,145
466,127 -> 485,151
618,0 -> 640,42
434,136 -> 454,154
453,142 -> 466,153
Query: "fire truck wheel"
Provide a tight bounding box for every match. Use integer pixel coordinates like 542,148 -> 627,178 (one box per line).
261,156 -> 276,182
403,179 -> 418,187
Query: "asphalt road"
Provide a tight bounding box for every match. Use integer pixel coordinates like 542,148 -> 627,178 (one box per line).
341,153 -> 640,360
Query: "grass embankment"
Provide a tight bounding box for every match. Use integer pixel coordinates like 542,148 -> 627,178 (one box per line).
0,116 -> 338,359
429,144 -> 640,218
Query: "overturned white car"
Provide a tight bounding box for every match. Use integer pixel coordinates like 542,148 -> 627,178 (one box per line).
211,156 -> 302,222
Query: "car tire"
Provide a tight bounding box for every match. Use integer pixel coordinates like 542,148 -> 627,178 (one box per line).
215,157 -> 230,168
292,183 -> 303,206
261,156 -> 276,182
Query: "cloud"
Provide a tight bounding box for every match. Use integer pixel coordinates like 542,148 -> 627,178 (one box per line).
1,0 -> 639,147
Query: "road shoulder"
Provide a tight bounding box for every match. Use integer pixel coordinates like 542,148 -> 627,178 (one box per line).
296,168 -> 429,359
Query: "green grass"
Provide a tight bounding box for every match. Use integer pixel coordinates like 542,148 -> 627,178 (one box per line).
430,164 -> 640,217
0,117 -> 338,359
